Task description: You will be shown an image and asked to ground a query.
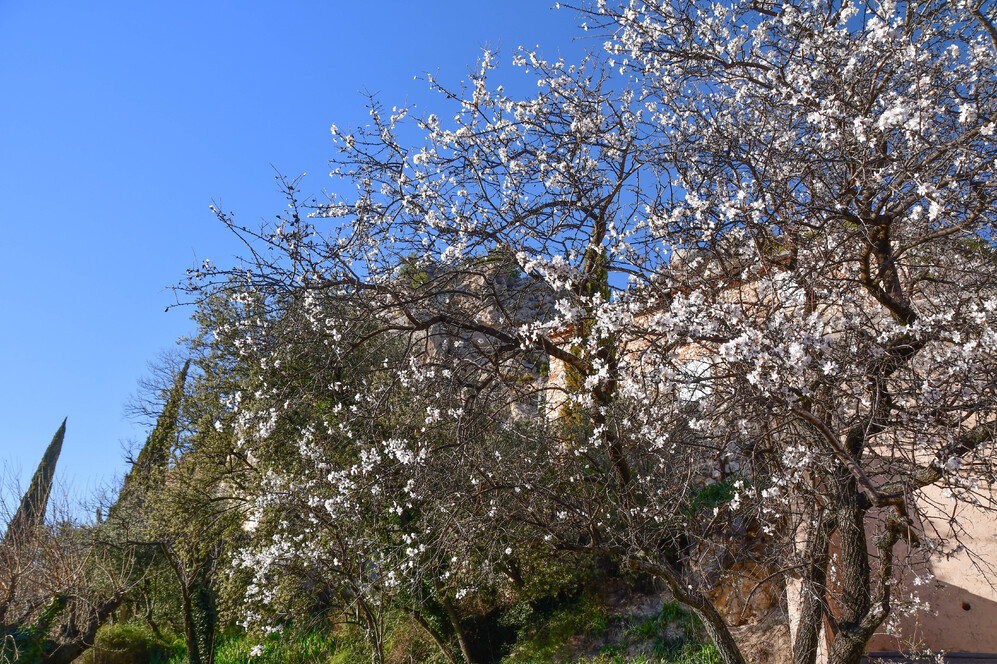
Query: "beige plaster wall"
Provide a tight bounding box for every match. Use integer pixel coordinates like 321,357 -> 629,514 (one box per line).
868,486 -> 997,653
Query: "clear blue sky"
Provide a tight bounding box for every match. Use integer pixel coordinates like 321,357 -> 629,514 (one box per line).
0,1 -> 584,501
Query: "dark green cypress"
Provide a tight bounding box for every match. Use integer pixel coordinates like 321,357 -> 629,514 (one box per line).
120,360 -> 190,499
3,419 -> 66,546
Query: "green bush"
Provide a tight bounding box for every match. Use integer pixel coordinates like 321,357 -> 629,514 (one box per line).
80,623 -> 182,664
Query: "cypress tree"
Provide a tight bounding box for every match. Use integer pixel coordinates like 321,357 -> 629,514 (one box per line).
126,359 -> 190,492
110,359 -> 191,524
3,419 -> 66,546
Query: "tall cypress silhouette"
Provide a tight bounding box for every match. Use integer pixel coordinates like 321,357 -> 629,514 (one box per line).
120,359 -> 190,500
3,419 -> 66,545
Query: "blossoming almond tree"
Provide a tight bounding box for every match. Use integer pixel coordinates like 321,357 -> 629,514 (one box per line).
577,1 -> 997,661
191,283 -> 532,664
188,2 -> 997,663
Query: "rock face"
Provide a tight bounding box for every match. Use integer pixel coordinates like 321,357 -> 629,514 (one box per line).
731,613 -> 792,664
710,560 -> 785,627
386,252 -> 558,419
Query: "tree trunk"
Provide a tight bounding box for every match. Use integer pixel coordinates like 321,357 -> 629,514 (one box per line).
191,571 -> 218,664
827,473 -> 871,664
793,510 -> 832,664
403,606 -> 461,664
440,591 -> 479,664
40,591 -> 127,664
143,583 -> 163,640
181,586 -> 204,664
163,544 -> 218,664
356,596 -> 385,664
691,602 -> 749,664
645,561 -> 747,664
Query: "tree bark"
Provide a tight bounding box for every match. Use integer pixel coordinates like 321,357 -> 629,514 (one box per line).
402,606 -> 461,664
793,508 -> 833,664
439,591 -> 479,664
180,585 -> 204,664
634,557 -> 747,664
163,545 -> 217,664
40,591 -> 127,664
690,602 -> 749,664
826,472 -> 871,664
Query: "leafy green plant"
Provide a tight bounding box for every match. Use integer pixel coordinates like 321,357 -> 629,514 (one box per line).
567,645 -> 721,664
217,630 -> 334,664
504,591 -> 610,663
620,602 -> 720,664
683,481 -> 737,518
80,623 -> 183,664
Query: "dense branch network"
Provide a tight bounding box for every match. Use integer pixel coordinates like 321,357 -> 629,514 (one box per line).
184,2 -> 997,663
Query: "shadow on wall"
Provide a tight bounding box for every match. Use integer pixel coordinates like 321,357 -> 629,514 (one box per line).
867,578 -> 997,655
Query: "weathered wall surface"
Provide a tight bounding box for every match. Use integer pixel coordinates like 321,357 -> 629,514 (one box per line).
868,485 -> 997,653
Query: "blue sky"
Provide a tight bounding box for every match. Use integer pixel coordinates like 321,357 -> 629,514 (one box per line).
0,1 -> 584,500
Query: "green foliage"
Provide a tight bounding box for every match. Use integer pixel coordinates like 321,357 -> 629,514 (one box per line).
573,644 -> 721,664
92,583 -> 719,664
165,627 -> 335,664
327,625 -> 373,664
29,594 -> 70,642
504,591 -> 609,663
398,254 -> 433,288
498,602 -> 535,629
686,482 -> 735,515
501,594 -> 719,664
382,613 -> 454,664
477,246 -> 523,279
118,361 -> 190,505
79,623 -> 183,664
0,592 -> 70,664
623,603 -> 719,664
190,575 -> 219,664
